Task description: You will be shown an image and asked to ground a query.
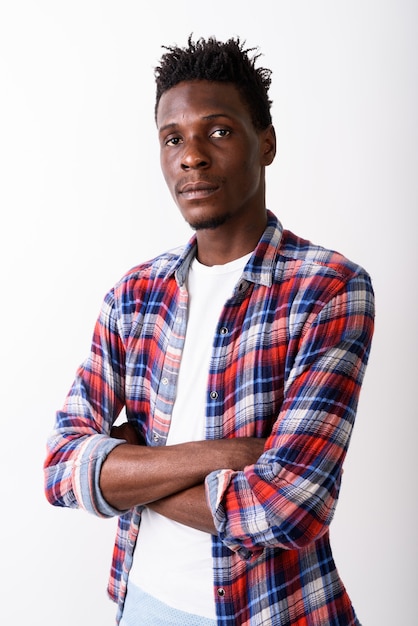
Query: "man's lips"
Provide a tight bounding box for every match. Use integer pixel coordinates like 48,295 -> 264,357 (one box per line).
177,180 -> 221,199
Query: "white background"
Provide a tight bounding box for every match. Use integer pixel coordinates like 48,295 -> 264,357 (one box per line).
1,1 -> 417,624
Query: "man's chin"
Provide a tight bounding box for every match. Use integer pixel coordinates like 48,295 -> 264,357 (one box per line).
186,213 -> 230,231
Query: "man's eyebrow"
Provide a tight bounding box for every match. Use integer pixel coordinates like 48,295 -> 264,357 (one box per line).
158,122 -> 177,134
158,113 -> 232,134
202,113 -> 232,121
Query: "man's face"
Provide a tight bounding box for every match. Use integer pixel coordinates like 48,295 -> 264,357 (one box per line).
156,80 -> 275,231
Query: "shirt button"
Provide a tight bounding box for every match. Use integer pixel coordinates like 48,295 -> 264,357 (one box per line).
210,391 -> 218,400
153,433 -> 160,442
161,377 -> 169,385
217,588 -> 225,597
220,326 -> 228,335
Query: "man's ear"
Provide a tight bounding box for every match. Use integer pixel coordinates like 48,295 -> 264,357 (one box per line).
260,124 -> 277,166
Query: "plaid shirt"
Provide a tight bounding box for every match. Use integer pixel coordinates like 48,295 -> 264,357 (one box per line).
44,212 -> 374,625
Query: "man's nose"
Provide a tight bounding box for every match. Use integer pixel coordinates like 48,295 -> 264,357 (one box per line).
181,139 -> 210,170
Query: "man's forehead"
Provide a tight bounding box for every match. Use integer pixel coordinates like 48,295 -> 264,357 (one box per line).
156,80 -> 247,127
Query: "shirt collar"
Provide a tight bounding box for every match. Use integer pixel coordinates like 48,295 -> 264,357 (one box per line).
167,210 -> 283,288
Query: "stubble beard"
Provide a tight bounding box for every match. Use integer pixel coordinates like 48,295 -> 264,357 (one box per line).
187,212 -> 231,232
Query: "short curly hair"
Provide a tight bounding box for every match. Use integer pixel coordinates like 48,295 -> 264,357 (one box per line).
154,35 -> 273,130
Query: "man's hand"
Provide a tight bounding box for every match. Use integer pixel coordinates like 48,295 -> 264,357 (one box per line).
111,421 -> 143,445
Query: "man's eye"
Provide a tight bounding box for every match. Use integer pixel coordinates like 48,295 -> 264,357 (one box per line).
166,137 -> 182,146
211,129 -> 230,138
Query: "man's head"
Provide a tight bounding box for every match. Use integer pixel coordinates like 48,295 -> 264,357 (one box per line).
154,35 -> 273,130
154,36 -> 276,243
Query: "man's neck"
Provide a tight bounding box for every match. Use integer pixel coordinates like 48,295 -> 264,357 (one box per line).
194,212 -> 267,266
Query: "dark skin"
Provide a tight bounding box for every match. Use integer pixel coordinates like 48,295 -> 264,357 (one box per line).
100,79 -> 276,534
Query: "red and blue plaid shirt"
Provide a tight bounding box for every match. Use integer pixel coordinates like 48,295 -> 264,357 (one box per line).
44,212 -> 374,625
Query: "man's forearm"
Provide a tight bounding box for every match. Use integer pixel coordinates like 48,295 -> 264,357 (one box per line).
99,434 -> 265,511
148,483 -> 217,534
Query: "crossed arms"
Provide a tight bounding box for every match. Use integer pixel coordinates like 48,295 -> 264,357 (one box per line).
100,423 -> 266,534
44,266 -> 374,552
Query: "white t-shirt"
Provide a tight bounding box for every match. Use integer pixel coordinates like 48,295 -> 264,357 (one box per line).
129,252 -> 251,618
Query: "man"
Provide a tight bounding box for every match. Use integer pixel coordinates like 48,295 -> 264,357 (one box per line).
44,36 -> 374,625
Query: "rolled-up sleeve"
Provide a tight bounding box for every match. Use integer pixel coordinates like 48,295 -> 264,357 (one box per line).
205,272 -> 374,557
44,290 -> 129,518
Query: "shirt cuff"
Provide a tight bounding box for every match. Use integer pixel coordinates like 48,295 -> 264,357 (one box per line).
73,435 -> 130,517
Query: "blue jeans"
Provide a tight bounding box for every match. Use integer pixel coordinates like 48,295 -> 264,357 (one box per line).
120,581 -> 217,626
